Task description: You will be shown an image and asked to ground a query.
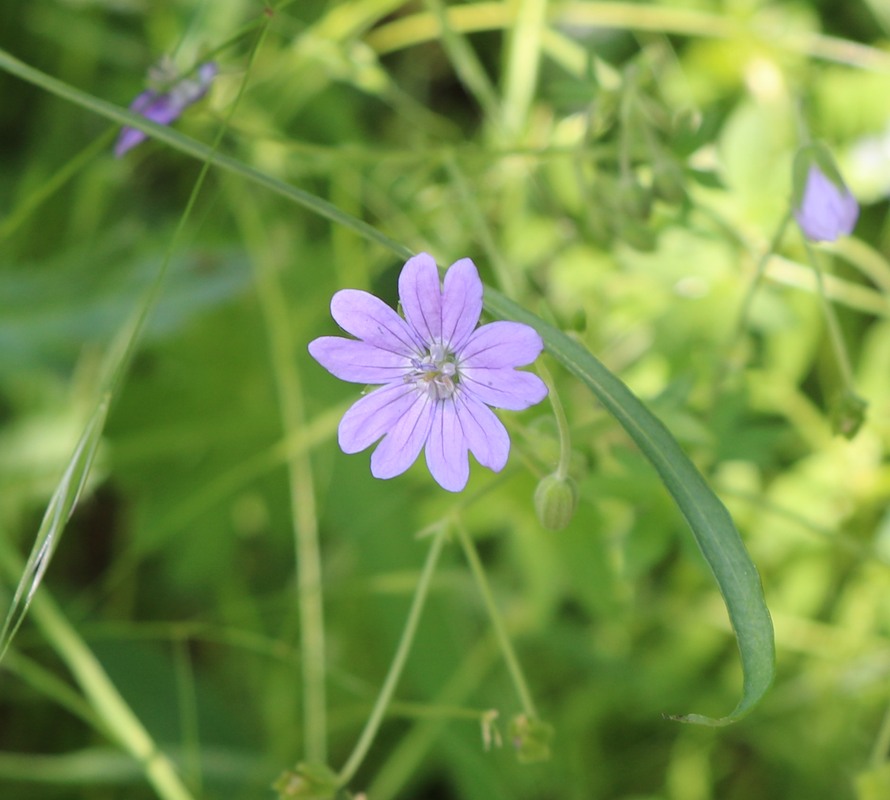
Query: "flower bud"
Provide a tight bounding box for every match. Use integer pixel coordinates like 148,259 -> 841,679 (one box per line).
652,161 -> 687,205
830,389 -> 868,440
274,762 -> 339,799
618,175 -> 652,221
534,473 -> 578,531
509,714 -> 554,763
792,143 -> 859,242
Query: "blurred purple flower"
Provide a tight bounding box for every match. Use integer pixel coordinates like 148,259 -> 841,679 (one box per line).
794,164 -> 859,242
115,62 -> 217,157
309,253 -> 548,492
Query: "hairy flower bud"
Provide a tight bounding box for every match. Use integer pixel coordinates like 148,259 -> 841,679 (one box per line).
534,473 -> 578,531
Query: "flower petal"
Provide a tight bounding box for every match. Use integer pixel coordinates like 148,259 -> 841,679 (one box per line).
330,289 -> 422,355
426,401 -> 470,492
370,391 -> 435,479
442,258 -> 483,351
795,166 -> 859,242
398,252 -> 442,344
338,382 -> 418,453
460,321 -> 544,369
461,367 -> 548,410
454,392 -> 510,471
308,337 -> 409,384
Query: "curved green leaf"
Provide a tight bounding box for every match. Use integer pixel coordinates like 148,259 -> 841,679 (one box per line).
484,287 -> 775,724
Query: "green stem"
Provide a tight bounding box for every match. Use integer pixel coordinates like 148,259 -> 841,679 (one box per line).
713,209 -> 792,404
442,152 -> 518,298
732,210 -> 792,358
336,526 -> 448,788
870,697 -> 890,768
537,360 -> 572,480
454,524 -> 538,719
237,192 -> 328,762
502,0 -> 549,135
0,540 -> 196,800
803,239 -> 856,390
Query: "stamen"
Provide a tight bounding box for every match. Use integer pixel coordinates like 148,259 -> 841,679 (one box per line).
407,342 -> 460,399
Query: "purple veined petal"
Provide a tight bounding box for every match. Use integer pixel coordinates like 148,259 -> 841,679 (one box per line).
308,337 -> 410,384
460,321 -> 545,369
331,289 -> 423,355
399,252 -> 442,345
338,382 -> 419,454
461,366 -> 548,410
370,390 -> 435,479
425,401 -> 470,492
441,258 -> 484,352
454,391 -> 510,472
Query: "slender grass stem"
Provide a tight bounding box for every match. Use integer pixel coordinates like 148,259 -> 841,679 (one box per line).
442,153 -> 518,298
870,697 -> 890,768
421,0 -> 501,123
0,540 -> 196,800
336,525 -> 449,788
502,0 -> 548,135
236,194 -> 328,763
454,524 -> 537,719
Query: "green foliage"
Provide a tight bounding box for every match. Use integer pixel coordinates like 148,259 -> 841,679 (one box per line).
1,1 -> 890,799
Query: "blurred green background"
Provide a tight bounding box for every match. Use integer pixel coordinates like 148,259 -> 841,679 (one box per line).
2,0 -> 890,798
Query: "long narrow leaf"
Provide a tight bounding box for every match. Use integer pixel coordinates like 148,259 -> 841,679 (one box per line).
484,287 -> 775,724
0,395 -> 109,662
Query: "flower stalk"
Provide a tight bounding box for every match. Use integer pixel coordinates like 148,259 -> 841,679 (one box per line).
336,524 -> 449,788
455,523 -> 538,720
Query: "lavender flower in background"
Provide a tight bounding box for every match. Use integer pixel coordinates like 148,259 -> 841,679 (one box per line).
115,61 -> 217,157
309,254 -> 548,492
793,158 -> 859,243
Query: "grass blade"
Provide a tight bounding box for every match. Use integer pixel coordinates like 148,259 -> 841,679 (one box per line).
0,394 -> 109,662
483,287 -> 775,724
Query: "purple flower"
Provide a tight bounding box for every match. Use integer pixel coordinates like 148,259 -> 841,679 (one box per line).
115,62 -> 218,157
794,164 -> 859,242
309,254 -> 548,492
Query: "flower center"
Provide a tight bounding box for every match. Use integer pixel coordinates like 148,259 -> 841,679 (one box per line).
409,342 -> 459,400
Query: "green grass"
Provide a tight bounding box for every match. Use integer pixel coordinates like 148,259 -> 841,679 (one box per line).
1,1 -> 889,798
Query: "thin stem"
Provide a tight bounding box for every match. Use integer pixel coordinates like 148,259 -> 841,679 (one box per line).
732,210 -> 793,358
220,13 -> 333,762
713,209 -> 792,404
336,525 -> 449,788
0,539 -> 196,800
443,152 -> 518,298
537,360 -> 572,480
454,524 -> 538,719
803,239 -> 856,390
870,697 -> 890,768
234,192 -> 328,761
502,0 -> 549,136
